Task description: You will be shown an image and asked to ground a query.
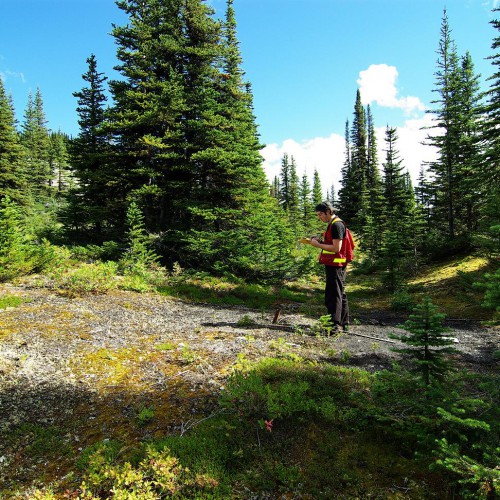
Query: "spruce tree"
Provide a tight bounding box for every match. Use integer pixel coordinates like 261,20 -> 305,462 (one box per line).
109,0 -> 194,234
481,7 -> 500,254
287,156 -> 300,235
279,153 -> 292,210
48,131 -> 71,193
366,105 -> 384,220
327,185 -> 336,205
311,169 -> 323,207
337,119 -> 352,217
415,165 -> 433,222
278,153 -> 300,233
270,175 -> 280,199
339,92 -> 369,229
298,171 -> 314,235
185,0 -> 293,279
107,0 -> 294,278
355,107 -> 384,259
68,54 -> 112,241
0,79 -> 26,203
380,212 -> 408,292
455,51 -> 483,233
122,201 -> 159,271
20,88 -> 51,199
366,105 -> 380,191
425,12 -> 484,248
391,297 -> 455,386
380,127 -> 421,287
0,197 -> 32,281
424,10 -> 464,242
484,7 -> 500,179
382,127 -> 409,214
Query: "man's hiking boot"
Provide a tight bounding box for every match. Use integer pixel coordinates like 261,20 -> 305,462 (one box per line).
324,324 -> 348,336
326,326 -> 340,336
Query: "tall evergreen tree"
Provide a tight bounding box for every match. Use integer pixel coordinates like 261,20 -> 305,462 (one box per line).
109,0 -> 194,234
184,0 -> 290,278
366,105 -> 384,217
425,11 -> 484,247
0,78 -> 26,203
382,127 -> 409,215
107,0 -> 293,278
279,153 -> 292,210
287,156 -> 300,229
380,127 -> 421,286
327,185 -> 335,205
424,10 -> 467,242
68,54 -> 111,240
20,88 -> 51,198
337,119 -> 352,217
311,169 -> 323,207
415,165 -> 433,219
484,7 -> 500,175
270,175 -> 280,199
339,92 -> 368,228
48,131 -> 71,193
454,51 -> 483,233
298,170 -> 314,235
349,90 -> 368,227
481,7 -> 500,253
366,105 -> 380,190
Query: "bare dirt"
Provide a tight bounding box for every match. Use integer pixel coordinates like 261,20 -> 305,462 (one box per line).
0,282 -> 498,494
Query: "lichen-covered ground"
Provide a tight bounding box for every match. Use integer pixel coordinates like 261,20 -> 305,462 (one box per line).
0,282 -> 498,495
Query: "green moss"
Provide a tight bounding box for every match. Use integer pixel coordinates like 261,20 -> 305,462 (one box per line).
154,341 -> 176,351
0,294 -> 26,309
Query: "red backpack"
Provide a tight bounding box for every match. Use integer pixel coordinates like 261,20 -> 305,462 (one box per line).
341,222 -> 355,264
319,217 -> 355,266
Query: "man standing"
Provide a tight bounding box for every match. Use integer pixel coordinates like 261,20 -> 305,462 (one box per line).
310,201 -> 349,332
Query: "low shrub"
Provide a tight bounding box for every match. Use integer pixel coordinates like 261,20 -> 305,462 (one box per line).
52,261 -> 119,296
0,295 -> 25,309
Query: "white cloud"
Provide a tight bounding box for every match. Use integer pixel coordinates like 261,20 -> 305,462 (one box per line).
261,114 -> 439,199
261,64 -> 438,202
375,113 -> 439,184
261,133 -> 345,196
0,69 -> 26,84
357,64 -> 425,115
484,0 -> 500,11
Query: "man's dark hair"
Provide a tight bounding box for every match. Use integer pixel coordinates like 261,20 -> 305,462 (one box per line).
315,200 -> 335,213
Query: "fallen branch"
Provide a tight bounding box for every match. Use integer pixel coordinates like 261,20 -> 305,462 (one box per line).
203,321 -> 399,343
348,332 -> 398,344
180,409 -> 224,437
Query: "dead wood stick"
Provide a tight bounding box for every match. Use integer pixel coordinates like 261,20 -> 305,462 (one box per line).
348,332 -> 397,344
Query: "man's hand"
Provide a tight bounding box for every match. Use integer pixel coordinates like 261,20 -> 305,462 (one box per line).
309,237 -> 321,248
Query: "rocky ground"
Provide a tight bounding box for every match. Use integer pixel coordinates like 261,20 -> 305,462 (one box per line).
0,282 -> 498,494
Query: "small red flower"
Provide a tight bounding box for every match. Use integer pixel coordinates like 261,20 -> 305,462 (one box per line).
264,419 -> 273,432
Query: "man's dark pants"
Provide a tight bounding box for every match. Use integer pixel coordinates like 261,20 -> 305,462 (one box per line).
324,265 -> 349,327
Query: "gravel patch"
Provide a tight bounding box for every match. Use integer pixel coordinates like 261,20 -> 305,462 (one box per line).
0,282 -> 498,490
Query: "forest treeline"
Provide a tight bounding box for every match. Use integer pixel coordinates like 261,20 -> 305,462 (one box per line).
0,1 -> 499,296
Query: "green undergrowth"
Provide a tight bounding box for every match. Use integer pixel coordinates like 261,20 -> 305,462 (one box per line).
157,276 -> 312,310
407,255 -> 495,320
157,254 -> 496,322
2,254 -> 498,498
0,294 -> 26,309
28,358 -> 498,499
16,250 -> 496,322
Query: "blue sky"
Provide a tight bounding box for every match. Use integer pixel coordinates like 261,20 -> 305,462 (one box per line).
1,0 -> 498,192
